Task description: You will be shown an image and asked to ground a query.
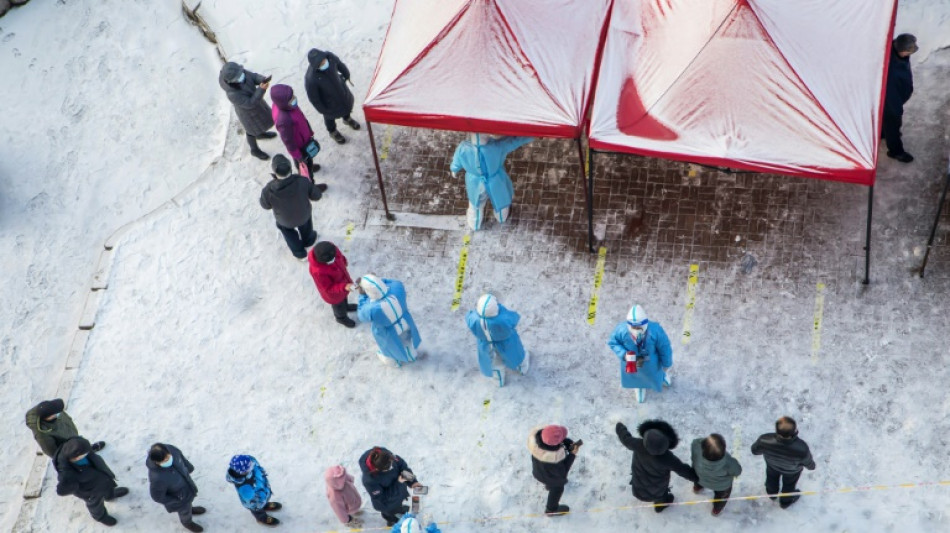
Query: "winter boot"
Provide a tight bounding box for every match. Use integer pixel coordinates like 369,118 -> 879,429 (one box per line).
97,514 -> 117,526
183,521 -> 204,532
258,131 -> 278,139
108,487 -> 129,500
693,483 -> 704,494
347,303 -> 358,312
345,515 -> 363,528
191,506 -> 206,515
264,502 -> 282,511
779,495 -> 800,509
257,515 -> 280,527
654,493 -> 674,513
887,151 -> 914,163
343,117 -> 361,130
330,130 -> 346,144
251,149 -> 270,160
518,351 -> 531,375
316,183 -> 328,193
91,441 -> 106,452
337,317 -> 356,328
636,389 -> 646,403
545,505 -> 570,516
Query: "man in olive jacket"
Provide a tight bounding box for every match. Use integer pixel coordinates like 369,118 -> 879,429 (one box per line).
751,416 -> 816,509
616,419 -> 698,513
25,398 -> 105,457
147,443 -> 205,532
54,437 -> 128,526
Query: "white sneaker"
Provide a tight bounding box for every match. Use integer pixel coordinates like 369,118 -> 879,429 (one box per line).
518,351 -> 531,375
636,389 -> 646,403
377,352 -> 400,367
663,370 -> 672,388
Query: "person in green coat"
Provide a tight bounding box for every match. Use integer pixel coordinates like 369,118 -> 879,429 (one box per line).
690,433 -> 742,516
25,399 -> 105,457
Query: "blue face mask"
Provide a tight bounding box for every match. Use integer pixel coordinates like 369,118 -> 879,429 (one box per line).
160,456 -> 174,468
319,60 -> 330,71
73,456 -> 90,466
290,97 -> 298,107
235,72 -> 246,84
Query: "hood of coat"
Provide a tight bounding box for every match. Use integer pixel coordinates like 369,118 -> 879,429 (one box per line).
527,427 -> 566,464
218,62 -> 245,91
637,419 -> 679,451
308,48 -> 330,67
359,275 -> 388,301
270,84 -> 295,111
325,465 -> 350,490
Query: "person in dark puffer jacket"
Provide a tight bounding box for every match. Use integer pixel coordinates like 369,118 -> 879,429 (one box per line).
751,416 -> 815,509
25,398 -> 105,457
359,447 -> 421,527
527,425 -> 582,516
147,443 -> 205,532
219,62 -> 278,160
882,33 -> 918,163
690,433 -> 742,516
616,419 -> 698,513
260,154 -> 327,260
304,48 -> 360,144
54,437 -> 129,526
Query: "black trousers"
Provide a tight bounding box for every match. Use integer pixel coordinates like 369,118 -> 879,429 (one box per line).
882,112 -> 905,155
324,114 -> 352,133
85,495 -> 109,521
276,219 -> 316,258
695,483 -> 732,513
765,465 -> 802,505
177,504 -> 194,525
331,298 -> 350,320
653,490 -> 674,513
545,485 -> 565,512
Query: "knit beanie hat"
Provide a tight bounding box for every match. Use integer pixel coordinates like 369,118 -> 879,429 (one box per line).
61,437 -> 92,460
271,154 -> 292,177
229,455 -> 255,475
37,399 -> 65,419
541,425 -> 568,446
643,429 -> 670,455
314,242 -> 337,264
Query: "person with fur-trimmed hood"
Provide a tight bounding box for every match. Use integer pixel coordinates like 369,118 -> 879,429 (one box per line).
25,398 -> 105,457
359,447 -> 422,527
751,416 -> 816,509
465,293 -> 528,387
690,433 -> 742,516
527,425 -> 582,516
450,133 -> 533,230
615,419 -> 698,513
607,304 -> 673,403
356,275 -> 422,367
54,436 -> 129,526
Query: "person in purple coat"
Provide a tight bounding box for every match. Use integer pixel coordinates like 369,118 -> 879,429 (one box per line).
270,84 -> 321,177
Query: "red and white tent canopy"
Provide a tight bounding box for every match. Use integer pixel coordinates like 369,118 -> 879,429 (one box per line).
588,0 -> 898,185
363,0 -> 612,138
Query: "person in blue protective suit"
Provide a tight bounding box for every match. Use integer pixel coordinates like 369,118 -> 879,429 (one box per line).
357,275 -> 422,367
390,513 -> 442,533
465,293 -> 529,387
450,133 -> 533,230
607,304 -> 673,403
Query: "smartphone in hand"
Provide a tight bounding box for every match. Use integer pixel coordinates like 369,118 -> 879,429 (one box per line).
413,485 -> 428,495
262,75 -> 272,84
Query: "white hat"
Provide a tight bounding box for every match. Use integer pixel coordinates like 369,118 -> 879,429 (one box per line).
400,516 -> 422,533
359,275 -> 387,301
476,293 -> 499,318
626,304 -> 648,327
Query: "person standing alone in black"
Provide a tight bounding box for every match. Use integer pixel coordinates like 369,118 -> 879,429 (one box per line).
883,33 -> 918,163
304,48 -> 361,145
751,416 -> 816,509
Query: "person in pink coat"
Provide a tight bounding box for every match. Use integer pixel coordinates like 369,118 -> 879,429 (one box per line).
325,465 -> 363,527
270,83 -> 321,177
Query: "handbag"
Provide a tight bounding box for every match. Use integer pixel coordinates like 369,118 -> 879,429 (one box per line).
303,138 -> 320,159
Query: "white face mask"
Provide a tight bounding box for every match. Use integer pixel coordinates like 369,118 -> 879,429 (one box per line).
160,455 -> 174,468
628,325 -> 646,340
325,257 -> 335,264
236,72 -> 246,84
319,59 -> 330,71
290,97 -> 298,107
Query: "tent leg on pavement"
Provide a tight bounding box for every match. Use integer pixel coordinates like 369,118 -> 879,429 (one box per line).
366,121 -> 395,221
919,166 -> 950,278
587,148 -> 596,253
864,186 -> 874,285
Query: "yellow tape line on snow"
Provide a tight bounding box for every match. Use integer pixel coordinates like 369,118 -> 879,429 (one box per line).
342,222 -> 355,253
379,125 -> 393,160
450,234 -> 472,311
681,264 -> 699,344
812,282 -> 826,362
586,246 -> 608,325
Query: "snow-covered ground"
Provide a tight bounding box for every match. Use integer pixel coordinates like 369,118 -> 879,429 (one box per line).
2,1 -> 950,532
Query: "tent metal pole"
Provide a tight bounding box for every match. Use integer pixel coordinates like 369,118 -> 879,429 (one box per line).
587,148 -> 596,253
920,168 -> 950,278
366,121 -> 395,221
575,137 -> 590,232
863,185 -> 873,285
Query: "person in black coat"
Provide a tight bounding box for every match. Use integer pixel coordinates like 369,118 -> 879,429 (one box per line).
304,48 -> 360,145
54,436 -> 129,526
358,447 -> 421,527
882,33 -> 918,163
616,419 -> 698,513
147,443 -> 206,532
527,425 -> 582,515
219,61 -> 278,160
260,154 -> 327,260
751,416 -> 816,509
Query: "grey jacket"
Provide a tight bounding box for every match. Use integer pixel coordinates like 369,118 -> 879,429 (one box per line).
219,63 -> 274,136
260,174 -> 323,228
751,433 -> 816,475
690,438 -> 742,491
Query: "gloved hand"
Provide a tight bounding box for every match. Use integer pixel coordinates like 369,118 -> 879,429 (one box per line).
399,470 -> 416,483
451,172 -> 458,178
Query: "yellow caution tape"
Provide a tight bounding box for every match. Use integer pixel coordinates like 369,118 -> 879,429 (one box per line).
342,222 -> 355,253
450,234 -> 471,311
379,125 -> 393,160
811,282 -> 826,362
586,247 -> 608,325
681,264 -> 699,343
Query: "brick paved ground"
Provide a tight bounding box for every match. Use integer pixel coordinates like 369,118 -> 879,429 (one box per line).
356,126 -> 950,295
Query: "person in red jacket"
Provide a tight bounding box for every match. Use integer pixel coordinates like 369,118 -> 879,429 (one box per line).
309,241 -> 359,328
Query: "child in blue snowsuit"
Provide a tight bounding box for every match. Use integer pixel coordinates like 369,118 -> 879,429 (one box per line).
225,455 -> 282,526
465,293 -> 528,387
607,304 -> 673,403
450,133 -> 533,230
357,275 -> 422,367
